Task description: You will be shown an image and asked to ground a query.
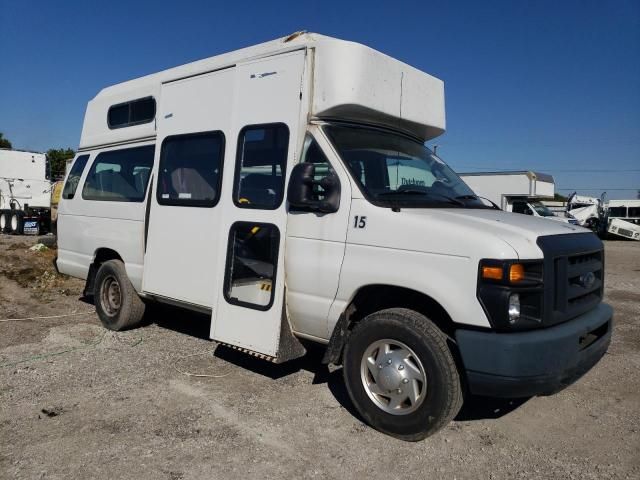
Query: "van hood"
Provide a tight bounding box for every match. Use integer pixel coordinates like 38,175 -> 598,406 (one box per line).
400,208 -> 587,259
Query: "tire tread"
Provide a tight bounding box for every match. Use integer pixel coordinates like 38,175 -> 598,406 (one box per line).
94,259 -> 145,331
344,308 -> 463,441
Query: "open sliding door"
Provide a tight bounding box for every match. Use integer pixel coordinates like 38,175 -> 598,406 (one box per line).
211,50 -> 307,359
143,69 -> 234,308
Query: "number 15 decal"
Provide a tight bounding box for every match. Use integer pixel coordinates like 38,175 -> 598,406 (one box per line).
353,215 -> 367,228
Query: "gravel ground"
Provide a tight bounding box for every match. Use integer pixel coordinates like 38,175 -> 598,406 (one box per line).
1,234 -> 638,479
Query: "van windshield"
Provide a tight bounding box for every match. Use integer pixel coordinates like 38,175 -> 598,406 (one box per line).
324,124 -> 485,209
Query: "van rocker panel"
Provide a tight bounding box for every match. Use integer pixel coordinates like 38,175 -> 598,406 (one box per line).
455,303 -> 612,397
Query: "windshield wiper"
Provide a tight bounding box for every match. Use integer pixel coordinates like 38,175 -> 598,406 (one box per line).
378,190 -> 465,207
455,194 -> 500,210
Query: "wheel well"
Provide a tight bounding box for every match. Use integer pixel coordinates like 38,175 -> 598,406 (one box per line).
347,285 -> 456,337
84,248 -> 123,297
93,248 -> 123,265
323,284 -> 458,366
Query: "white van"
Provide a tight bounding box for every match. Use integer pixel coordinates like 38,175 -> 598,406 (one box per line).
57,32 -> 612,441
458,171 -> 579,225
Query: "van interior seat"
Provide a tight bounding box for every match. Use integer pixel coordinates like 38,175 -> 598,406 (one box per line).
133,169 -> 150,194
170,168 -> 215,200
87,170 -> 137,200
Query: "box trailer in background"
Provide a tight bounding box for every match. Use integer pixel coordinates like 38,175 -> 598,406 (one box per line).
0,149 -> 53,235
458,171 -> 578,224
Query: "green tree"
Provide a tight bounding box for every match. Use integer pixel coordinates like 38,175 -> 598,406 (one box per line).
47,148 -> 75,179
554,193 -> 568,202
0,132 -> 12,149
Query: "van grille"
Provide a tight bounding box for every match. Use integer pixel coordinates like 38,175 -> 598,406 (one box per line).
563,250 -> 603,315
538,233 -> 604,326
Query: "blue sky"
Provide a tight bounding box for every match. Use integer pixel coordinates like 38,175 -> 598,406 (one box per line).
1,0 -> 638,198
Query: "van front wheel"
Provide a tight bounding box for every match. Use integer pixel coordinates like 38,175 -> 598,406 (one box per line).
94,260 -> 145,331
342,308 -> 463,441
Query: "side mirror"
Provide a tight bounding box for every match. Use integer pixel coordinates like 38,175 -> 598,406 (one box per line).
287,163 -> 340,213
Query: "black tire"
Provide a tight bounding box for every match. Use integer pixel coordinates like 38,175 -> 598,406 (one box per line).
94,259 -> 145,331
343,308 -> 463,441
585,218 -> 598,232
10,211 -> 24,234
0,210 -> 10,233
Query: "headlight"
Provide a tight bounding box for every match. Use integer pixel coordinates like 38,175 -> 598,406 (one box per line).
477,260 -> 543,331
508,293 -> 521,323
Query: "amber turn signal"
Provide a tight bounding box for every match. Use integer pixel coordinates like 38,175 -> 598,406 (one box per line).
482,266 -> 503,280
509,264 -> 525,283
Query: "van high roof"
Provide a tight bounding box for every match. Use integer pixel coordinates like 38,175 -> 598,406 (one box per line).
79,32 -> 446,149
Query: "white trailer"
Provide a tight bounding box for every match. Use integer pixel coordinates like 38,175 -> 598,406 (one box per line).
0,149 -> 52,234
566,193 -> 640,240
607,199 -> 640,225
607,218 -> 640,241
57,32 -> 612,440
458,171 -> 578,224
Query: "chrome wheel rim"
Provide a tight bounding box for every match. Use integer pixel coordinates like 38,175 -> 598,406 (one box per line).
100,275 -> 122,316
360,339 -> 427,415
11,215 -> 17,231
0,215 -> 5,229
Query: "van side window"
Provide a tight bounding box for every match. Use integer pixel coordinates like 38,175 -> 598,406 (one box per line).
62,154 -> 90,199
157,131 -> 225,207
301,135 -> 336,202
234,123 -> 289,209
82,145 -> 154,202
224,222 -> 280,310
108,97 -> 156,129
608,207 -> 626,218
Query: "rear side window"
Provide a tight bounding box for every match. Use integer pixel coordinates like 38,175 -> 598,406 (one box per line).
157,131 -> 225,207
108,97 -> 156,129
233,124 -> 289,209
62,154 -> 90,199
82,145 -> 155,202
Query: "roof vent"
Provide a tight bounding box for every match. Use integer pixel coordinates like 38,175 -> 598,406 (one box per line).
283,31 -> 307,43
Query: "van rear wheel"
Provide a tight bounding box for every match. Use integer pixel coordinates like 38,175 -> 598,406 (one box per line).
342,308 -> 463,441
0,211 -> 9,233
10,211 -> 24,234
94,259 -> 145,331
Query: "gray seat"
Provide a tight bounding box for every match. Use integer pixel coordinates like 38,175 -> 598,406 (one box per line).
170,168 -> 216,200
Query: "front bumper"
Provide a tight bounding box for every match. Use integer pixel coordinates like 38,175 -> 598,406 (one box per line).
455,303 -> 613,398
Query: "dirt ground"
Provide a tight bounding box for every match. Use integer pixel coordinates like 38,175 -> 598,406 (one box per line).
0,235 -> 638,480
